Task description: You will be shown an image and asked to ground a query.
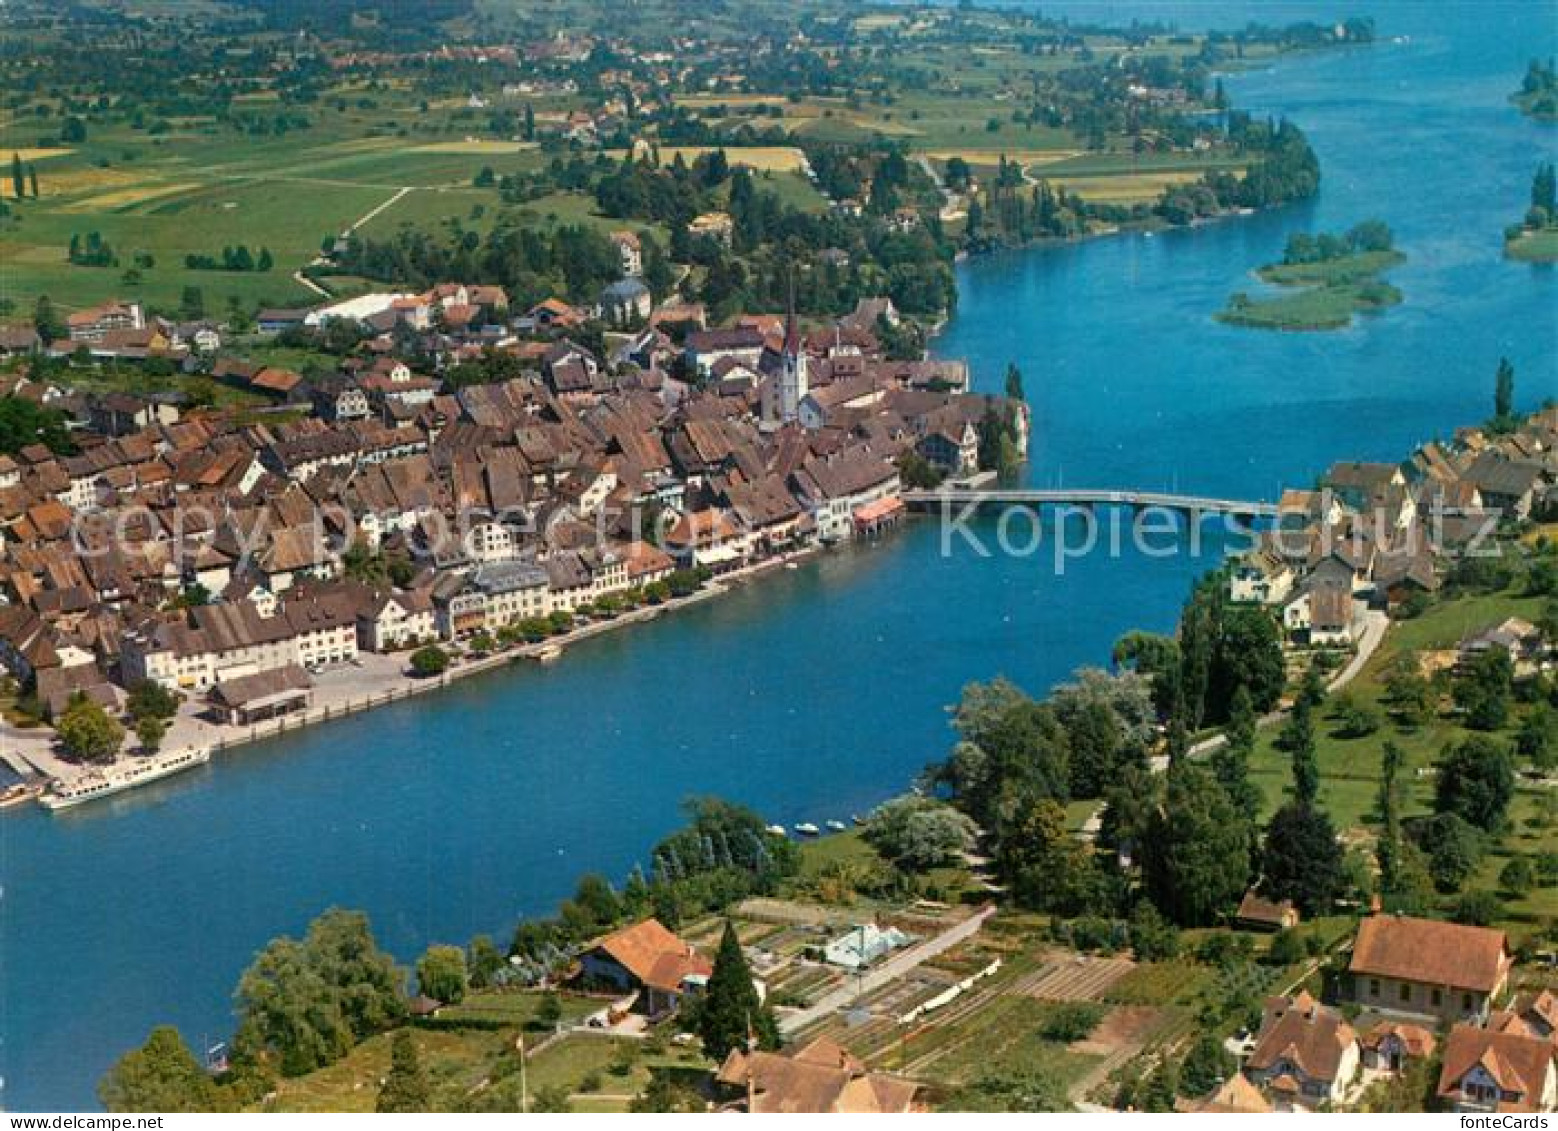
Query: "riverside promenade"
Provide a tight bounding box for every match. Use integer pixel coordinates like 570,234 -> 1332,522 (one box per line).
3,548 -> 816,801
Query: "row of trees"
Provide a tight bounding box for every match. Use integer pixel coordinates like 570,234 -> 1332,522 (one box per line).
185,245 -> 275,273
1281,219 -> 1394,265
9,152 -> 40,200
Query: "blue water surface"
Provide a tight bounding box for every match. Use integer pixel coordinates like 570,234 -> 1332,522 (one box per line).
2,0 -> 1554,1110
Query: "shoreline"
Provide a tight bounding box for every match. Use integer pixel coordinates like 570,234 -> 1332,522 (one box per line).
8,193 -> 1325,812
8,544 -> 827,811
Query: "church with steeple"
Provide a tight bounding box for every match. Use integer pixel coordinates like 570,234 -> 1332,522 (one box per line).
760,286 -> 809,429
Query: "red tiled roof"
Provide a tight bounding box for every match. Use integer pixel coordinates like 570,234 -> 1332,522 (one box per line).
1349,915 -> 1509,994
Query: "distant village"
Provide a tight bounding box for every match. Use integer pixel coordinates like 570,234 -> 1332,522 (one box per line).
1228,413 -> 1557,646
0,272 -> 1025,800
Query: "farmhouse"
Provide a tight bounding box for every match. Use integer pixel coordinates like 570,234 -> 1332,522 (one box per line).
1347,915 -> 1512,1023
66,300 -> 144,343
578,918 -> 712,1016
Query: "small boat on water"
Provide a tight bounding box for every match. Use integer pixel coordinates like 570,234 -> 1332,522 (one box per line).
794,822 -> 820,836
0,781 -> 42,809
851,814 -> 866,827
825,819 -> 847,833
765,824 -> 787,837
41,747 -> 211,812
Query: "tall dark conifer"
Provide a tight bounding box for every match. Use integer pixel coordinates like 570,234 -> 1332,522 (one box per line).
698,922 -> 776,1063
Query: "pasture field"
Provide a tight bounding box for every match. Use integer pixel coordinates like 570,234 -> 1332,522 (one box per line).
0,87 -> 553,313
260,1027 -> 512,1113
1245,587 -> 1557,937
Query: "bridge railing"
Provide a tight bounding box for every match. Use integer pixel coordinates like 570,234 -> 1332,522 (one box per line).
900,488 -> 1280,517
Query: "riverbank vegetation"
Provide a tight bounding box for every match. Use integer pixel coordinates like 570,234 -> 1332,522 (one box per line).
1217,219 -> 1405,329
1504,161 -> 1558,263
1512,57 -> 1558,120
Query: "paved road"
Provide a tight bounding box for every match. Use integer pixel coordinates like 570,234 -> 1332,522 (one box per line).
777,904 -> 998,1036
349,185 -> 412,233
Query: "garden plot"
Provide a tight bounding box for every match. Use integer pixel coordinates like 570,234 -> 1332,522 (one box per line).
1019,955 -> 1137,1002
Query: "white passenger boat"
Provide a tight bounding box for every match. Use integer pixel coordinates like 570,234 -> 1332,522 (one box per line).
41,748 -> 211,811
794,822 -> 820,836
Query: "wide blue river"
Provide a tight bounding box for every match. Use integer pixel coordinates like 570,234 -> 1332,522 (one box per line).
2,1 -> 1554,1111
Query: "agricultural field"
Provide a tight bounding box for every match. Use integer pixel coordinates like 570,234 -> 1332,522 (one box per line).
622,146 -> 809,173
0,89 -> 551,314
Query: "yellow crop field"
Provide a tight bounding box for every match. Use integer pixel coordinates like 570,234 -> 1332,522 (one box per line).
34,165 -> 142,198
1049,171 -> 1206,203
411,140 -> 540,154
4,147 -> 75,162
928,148 -> 1082,166
674,93 -> 788,108
614,145 -> 810,173
58,181 -> 202,212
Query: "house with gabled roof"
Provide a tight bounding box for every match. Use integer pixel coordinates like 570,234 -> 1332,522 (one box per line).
1243,991 -> 1360,1110
717,1036 -> 919,1114
578,918 -> 712,1017
1436,1024 -> 1557,1113
1347,915 -> 1512,1023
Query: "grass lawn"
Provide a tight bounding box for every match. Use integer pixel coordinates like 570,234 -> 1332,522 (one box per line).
1249,584 -> 1557,938
261,1027 -> 511,1112
432,989 -> 597,1028
1505,227 -> 1558,263
796,827 -> 878,880
55,364 -> 270,409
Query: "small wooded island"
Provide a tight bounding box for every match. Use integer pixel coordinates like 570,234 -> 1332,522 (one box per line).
1504,160 -> 1558,263
1512,57 -> 1557,120
1217,220 -> 1404,330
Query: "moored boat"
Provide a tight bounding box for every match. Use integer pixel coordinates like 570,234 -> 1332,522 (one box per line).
41,748 -> 211,812
765,823 -> 787,837
794,821 -> 820,836
0,781 -> 42,809
825,819 -> 847,833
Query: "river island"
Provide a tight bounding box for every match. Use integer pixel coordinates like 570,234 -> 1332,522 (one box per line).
1217,221 -> 1404,330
